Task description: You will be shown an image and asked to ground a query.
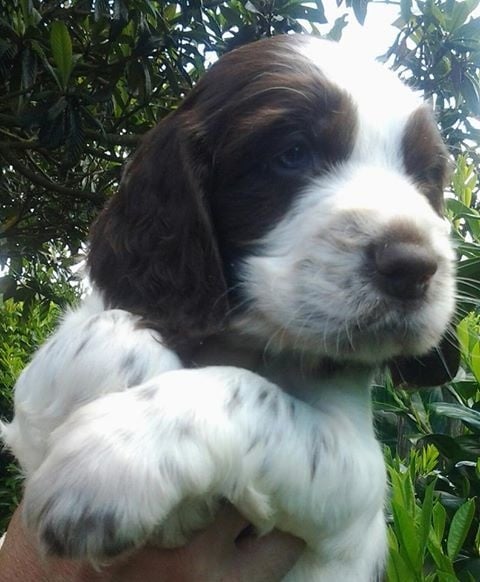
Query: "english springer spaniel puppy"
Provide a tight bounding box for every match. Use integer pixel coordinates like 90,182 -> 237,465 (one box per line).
2,35 -> 457,580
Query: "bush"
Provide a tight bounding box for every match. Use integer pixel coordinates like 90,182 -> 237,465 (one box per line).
0,295 -> 65,532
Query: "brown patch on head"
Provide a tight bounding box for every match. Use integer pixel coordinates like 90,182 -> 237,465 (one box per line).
180,35 -> 358,251
402,106 -> 450,215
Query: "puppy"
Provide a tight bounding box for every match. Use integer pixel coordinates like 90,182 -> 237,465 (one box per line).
2,35 -> 457,581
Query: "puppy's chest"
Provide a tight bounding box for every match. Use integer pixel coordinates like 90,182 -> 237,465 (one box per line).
188,336 -> 371,407
189,334 -> 384,461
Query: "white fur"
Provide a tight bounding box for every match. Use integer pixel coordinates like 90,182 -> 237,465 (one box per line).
1,38 -> 455,581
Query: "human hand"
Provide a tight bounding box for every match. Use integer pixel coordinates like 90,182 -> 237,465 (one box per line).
0,502 -> 304,581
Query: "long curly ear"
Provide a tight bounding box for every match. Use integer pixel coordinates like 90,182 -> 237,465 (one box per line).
388,332 -> 460,389
87,112 -> 228,347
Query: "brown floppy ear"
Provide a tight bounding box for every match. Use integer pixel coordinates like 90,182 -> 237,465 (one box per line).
87,111 -> 228,348
388,332 -> 460,389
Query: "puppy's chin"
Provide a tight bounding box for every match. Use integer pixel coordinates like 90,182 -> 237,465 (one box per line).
230,308 -> 450,366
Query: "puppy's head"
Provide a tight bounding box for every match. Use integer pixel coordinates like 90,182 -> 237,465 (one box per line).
88,35 -> 457,383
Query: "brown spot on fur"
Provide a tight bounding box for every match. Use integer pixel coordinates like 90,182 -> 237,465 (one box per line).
226,385 -> 242,414
74,337 -> 90,358
402,106 -> 450,215
258,389 -> 269,403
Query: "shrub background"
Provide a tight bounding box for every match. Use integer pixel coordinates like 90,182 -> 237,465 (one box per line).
0,1 -> 479,579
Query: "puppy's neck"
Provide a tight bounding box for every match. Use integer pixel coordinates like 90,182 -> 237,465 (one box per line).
186,333 -> 375,410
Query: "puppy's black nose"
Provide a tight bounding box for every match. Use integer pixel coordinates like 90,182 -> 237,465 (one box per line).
373,242 -> 437,300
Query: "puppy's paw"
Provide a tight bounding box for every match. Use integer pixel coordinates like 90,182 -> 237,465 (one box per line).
23,445 -> 178,559
25,498 -> 138,559
22,394 -> 217,559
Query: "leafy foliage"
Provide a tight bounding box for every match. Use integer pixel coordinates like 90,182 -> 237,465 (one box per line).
374,137 -> 480,577
0,295 -> 65,532
385,0 -> 480,161
386,448 -> 479,581
0,1 -> 479,578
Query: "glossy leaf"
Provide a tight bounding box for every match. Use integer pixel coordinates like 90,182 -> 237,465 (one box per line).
430,402 -> 480,433
447,500 -> 476,560
50,21 -> 72,89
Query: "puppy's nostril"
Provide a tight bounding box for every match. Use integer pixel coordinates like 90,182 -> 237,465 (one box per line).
373,242 -> 438,300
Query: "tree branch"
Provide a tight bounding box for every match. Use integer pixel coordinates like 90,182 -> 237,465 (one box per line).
0,114 -> 141,148
0,141 -> 39,150
84,129 -> 141,147
0,148 -> 105,204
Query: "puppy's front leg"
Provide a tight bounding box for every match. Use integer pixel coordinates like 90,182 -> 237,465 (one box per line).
23,366 -> 381,564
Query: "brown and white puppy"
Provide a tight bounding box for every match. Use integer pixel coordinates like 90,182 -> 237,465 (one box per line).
2,35 -> 457,581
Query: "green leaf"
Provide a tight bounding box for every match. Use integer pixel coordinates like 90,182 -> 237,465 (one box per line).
428,528 -> 455,574
50,21 -> 72,89
447,499 -> 476,560
432,501 -> 447,541
400,0 -> 412,21
457,558 -> 480,581
446,199 -> 479,220
427,2 -> 447,27
326,14 -> 348,41
448,0 -> 480,31
423,433 -> 478,463
451,17 -> 480,44
30,38 -> 60,88
245,1 -> 261,15
457,257 -> 480,283
438,573 -> 463,582
387,545 -> 412,582
430,402 -> 480,432
462,71 -> 480,115
21,46 -> 36,90
351,0 -> 368,25
389,466 -> 416,514
391,501 -> 421,572
420,480 -> 436,554
284,4 -> 327,24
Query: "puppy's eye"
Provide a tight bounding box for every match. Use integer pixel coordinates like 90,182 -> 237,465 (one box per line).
272,143 -> 312,174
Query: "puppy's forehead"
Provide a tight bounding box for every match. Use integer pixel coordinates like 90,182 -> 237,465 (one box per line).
206,37 -> 418,111
297,38 -> 423,160
195,36 -> 423,161
190,36 -> 353,121
297,37 -> 420,115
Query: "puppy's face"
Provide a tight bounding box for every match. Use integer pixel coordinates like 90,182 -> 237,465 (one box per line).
199,38 -> 455,364
89,36 -> 456,368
